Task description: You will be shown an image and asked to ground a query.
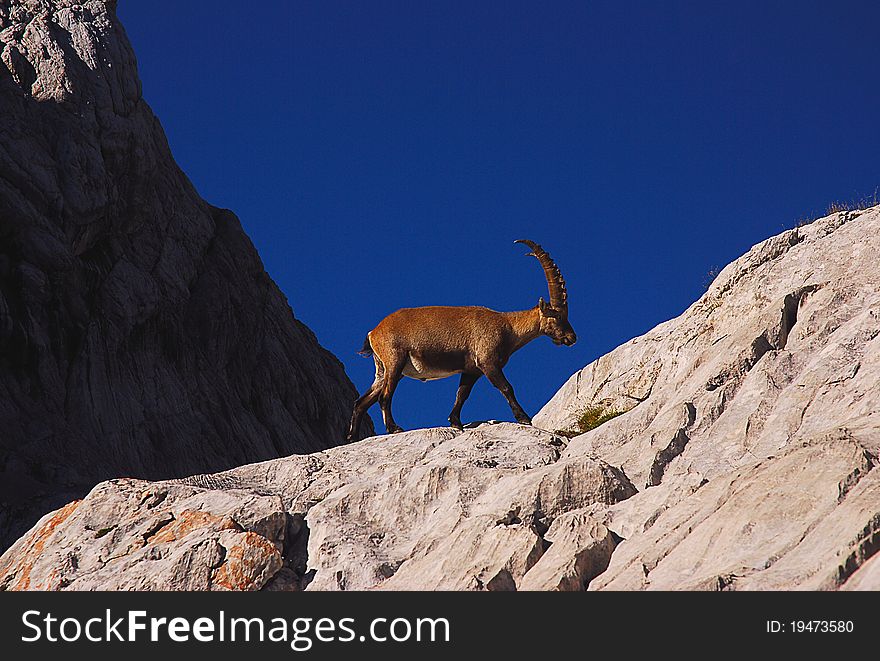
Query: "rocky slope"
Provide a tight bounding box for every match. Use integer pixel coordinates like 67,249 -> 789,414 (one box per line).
0,0 -> 367,552
0,424 -> 635,590
535,205 -> 880,590
2,205 -> 878,591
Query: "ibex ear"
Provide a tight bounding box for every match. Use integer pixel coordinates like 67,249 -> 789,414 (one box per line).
538,298 -> 559,318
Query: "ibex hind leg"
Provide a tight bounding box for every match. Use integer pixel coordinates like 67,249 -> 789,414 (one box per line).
346,356 -> 385,441
379,354 -> 406,435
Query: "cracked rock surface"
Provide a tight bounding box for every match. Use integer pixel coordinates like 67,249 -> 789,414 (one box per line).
0,423 -> 635,590
536,205 -> 880,590
0,0 -> 367,552
6,206 -> 877,591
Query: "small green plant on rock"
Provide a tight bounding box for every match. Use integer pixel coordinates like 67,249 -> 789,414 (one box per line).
555,404 -> 626,438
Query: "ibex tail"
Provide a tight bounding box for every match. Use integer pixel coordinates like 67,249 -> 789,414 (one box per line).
358,334 -> 373,357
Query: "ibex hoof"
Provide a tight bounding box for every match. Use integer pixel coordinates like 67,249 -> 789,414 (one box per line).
516,417 -> 533,426
449,418 -> 464,430
386,425 -> 404,434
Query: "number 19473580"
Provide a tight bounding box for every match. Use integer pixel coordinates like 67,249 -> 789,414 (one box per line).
767,621 -> 854,633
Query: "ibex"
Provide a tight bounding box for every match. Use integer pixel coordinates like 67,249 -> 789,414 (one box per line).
347,240 -> 577,441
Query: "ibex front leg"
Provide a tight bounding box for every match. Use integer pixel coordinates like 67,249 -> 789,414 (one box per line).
481,365 -> 532,425
448,372 -> 480,430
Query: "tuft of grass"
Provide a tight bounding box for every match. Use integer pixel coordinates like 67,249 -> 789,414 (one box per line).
577,405 -> 625,432
555,405 -> 626,438
826,200 -> 852,214
796,188 -> 880,228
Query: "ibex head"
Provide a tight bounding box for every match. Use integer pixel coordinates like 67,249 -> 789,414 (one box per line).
516,239 -> 577,347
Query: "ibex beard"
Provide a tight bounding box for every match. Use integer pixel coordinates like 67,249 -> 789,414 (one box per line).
346,240 -> 576,441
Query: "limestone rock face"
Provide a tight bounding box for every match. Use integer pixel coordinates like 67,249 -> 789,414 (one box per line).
535,206 -> 880,591
3,203 -> 878,590
0,423 -> 636,590
0,0 -> 367,551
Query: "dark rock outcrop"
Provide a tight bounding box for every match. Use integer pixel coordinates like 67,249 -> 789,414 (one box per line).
0,0 -> 369,551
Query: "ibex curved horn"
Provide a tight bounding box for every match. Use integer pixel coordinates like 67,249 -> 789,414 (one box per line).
515,239 -> 568,314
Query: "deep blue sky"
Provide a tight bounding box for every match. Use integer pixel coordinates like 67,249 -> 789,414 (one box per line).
119,1 -> 880,432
